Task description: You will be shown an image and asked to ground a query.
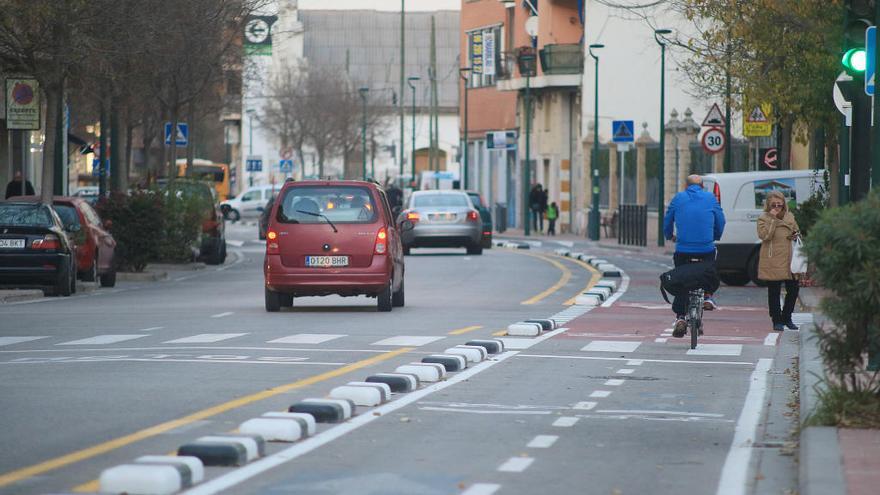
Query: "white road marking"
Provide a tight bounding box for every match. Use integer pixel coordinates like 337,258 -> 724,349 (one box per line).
210,312 -> 234,318
715,359 -> 773,495
139,327 -> 164,332
419,407 -> 551,415
686,344 -> 743,356
497,457 -> 534,473
617,368 -> 635,374
174,276 -> 195,282
590,390 -> 612,398
790,312 -> 813,325
626,359 -> 644,365
527,435 -> 559,448
520,354 -> 753,366
181,351 -> 519,495
573,401 -> 597,410
763,333 -> 779,346
597,409 -> 725,418
0,345 -> 387,355
581,341 -> 641,353
163,333 -> 248,344
461,484 -> 501,495
552,417 -> 579,427
498,338 -> 538,350
0,336 -> 47,347
226,240 -> 245,247
269,334 -> 346,345
57,335 -> 147,346
370,335 -> 445,346
655,338 -> 668,343
604,379 -> 625,386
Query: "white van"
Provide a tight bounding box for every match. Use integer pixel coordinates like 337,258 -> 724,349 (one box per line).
220,184 -> 282,221
701,169 -> 826,286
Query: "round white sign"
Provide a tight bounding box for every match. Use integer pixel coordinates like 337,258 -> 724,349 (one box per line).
245,19 -> 270,44
701,127 -> 726,154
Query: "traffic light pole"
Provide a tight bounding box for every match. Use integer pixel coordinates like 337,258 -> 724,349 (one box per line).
523,75 -> 531,237
873,2 -> 880,191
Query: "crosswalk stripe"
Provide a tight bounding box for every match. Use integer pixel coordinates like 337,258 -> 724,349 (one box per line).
163,333 -> 248,344
581,341 -> 641,353
268,334 -> 346,345
686,344 -> 742,356
0,336 -> 48,347
57,335 -> 147,346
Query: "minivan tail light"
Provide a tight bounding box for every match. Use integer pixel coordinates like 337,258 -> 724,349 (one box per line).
406,211 -> 419,222
374,227 -> 387,254
467,210 -> 479,222
713,182 -> 721,204
266,230 -> 279,254
32,234 -> 61,250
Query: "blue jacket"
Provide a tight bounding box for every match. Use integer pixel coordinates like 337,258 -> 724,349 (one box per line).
663,184 -> 726,254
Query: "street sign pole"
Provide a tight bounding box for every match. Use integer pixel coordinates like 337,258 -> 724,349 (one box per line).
870,23 -> 880,191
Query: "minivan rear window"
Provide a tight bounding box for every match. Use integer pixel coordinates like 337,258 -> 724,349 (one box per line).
278,186 -> 377,224
413,193 -> 469,208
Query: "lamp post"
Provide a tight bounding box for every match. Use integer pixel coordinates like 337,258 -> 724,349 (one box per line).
407,76 -> 420,187
654,28 -> 671,247
459,67 -> 471,190
359,87 -> 369,180
588,43 -> 604,241
246,108 -> 255,187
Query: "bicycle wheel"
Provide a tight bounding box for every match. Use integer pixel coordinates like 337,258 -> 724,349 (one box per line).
690,318 -> 699,349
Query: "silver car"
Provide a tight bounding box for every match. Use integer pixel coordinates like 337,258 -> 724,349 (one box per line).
399,190 -> 483,255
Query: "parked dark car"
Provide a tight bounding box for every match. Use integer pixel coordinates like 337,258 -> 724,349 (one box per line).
11,196 -> 117,286
258,194 -> 276,241
466,191 -> 493,249
164,180 -> 227,265
0,202 -> 78,296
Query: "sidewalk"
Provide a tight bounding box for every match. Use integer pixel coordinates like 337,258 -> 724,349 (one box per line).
496,227 -> 674,257
798,287 -> 880,495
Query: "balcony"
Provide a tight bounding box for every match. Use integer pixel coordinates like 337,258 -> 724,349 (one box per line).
497,51 -> 517,81
539,44 -> 583,75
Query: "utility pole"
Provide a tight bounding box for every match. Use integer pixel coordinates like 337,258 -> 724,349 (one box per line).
460,67 -> 471,190
99,101 -> 108,197
399,0 -> 406,178
524,75 -> 531,236
588,44 -> 604,241
724,36 -> 732,173
359,88 -> 369,180
429,16 -> 438,181
408,76 -> 420,186
655,29 -> 672,247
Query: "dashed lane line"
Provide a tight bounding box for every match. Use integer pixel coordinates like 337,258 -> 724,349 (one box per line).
497,457 -> 534,473
163,333 -> 248,344
589,390 -> 612,398
210,311 -> 234,318
573,401 -> 597,410
604,379 -> 625,386
527,435 -> 559,448
461,483 -> 501,495
763,333 -> 779,346
616,368 -> 635,374
448,325 -> 484,336
552,417 -> 579,427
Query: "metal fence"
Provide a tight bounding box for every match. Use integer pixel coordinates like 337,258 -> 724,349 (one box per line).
617,204 -> 648,246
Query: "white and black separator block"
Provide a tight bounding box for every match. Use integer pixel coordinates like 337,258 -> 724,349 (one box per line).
394,363 -> 446,382
569,251 -> 585,259
465,339 -> 505,354
583,290 -> 607,302
524,319 -> 556,331
261,411 -> 316,436
589,258 -> 608,267
602,267 -> 622,277
135,455 -> 204,485
554,248 -> 570,256
329,383 -> 386,407
365,373 -> 419,393
507,321 -> 543,337
574,293 -> 602,306
578,254 -> 596,262
343,381 -> 392,402
239,417 -> 305,442
589,286 -> 612,299
177,437 -> 251,467
421,354 -> 467,372
289,398 -> 354,423
443,345 -> 487,363
595,279 -> 618,291
99,460 -> 198,495
198,434 -> 264,459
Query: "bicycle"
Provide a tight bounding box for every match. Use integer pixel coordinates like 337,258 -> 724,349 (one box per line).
686,288 -> 705,350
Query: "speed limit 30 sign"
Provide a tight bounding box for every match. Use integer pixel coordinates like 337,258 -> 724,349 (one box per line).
701,127 -> 726,154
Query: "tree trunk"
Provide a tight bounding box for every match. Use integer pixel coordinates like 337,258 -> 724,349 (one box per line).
124,115 -> 134,188
40,84 -> 61,204
99,97 -> 109,197
110,97 -> 123,192
185,100 -> 195,175
169,104 -> 179,179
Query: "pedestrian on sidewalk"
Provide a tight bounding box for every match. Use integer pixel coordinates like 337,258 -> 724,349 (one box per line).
757,190 -> 800,332
529,184 -> 545,233
663,175 -> 726,337
5,170 -> 35,199
546,201 -> 558,236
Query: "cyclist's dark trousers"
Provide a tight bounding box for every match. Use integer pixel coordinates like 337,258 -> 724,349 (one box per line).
672,251 -> 716,316
767,279 -> 799,324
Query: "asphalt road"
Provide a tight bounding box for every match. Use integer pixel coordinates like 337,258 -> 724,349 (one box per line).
0,223 -> 802,495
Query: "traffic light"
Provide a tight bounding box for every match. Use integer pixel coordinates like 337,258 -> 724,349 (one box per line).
842,1 -> 873,78
842,47 -> 867,74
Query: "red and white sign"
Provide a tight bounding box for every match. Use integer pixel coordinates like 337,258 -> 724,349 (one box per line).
701,127 -> 726,154
279,147 -> 293,160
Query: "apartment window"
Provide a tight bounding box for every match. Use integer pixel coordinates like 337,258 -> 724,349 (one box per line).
467,25 -> 503,88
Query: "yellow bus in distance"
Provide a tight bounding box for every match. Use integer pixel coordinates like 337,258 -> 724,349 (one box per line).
176,159 -> 230,200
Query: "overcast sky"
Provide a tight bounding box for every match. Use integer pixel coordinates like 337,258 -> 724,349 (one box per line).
299,0 -> 459,11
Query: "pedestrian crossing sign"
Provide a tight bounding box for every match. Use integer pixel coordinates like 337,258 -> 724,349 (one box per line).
743,103 -> 773,137
612,120 -> 635,143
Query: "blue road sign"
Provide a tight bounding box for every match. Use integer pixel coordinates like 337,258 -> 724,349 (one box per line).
612,120 -> 635,143
867,26 -> 875,96
91,158 -> 101,177
279,159 -> 294,173
164,122 -> 188,146
246,156 -> 262,172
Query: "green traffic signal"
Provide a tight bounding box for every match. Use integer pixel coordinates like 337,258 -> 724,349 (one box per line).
842,47 -> 867,74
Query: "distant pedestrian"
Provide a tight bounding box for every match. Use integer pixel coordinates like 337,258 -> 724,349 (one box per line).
529,184 -> 545,233
5,170 -> 35,199
546,202 -> 558,236
385,182 -> 403,213
757,191 -> 800,332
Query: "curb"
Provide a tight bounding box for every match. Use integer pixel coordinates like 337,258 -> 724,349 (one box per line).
117,271 -> 169,282
147,262 -> 206,272
0,289 -> 44,303
798,308 -> 847,495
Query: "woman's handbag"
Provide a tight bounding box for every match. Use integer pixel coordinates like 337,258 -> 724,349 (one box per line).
790,237 -> 808,275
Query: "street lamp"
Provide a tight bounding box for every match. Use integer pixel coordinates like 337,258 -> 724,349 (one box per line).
246,108 -> 256,187
588,43 -> 604,241
359,87 -> 369,180
459,67 -> 472,190
407,76 -> 420,187
654,28 -> 672,247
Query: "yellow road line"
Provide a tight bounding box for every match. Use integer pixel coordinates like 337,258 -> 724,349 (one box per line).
1,348 -> 413,490
448,325 -> 484,336
561,255 -> 603,305
73,479 -> 99,493
492,330 -> 507,337
517,252 -> 572,305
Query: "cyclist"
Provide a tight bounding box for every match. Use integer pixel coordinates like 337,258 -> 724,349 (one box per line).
663,174 -> 726,337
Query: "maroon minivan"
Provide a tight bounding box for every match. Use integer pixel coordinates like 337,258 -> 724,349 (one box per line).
263,180 -> 412,312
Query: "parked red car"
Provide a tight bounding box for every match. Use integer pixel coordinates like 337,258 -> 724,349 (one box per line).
263,180 -> 412,312
11,196 -> 117,286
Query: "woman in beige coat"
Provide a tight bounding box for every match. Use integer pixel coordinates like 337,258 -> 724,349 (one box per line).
756,190 -> 800,331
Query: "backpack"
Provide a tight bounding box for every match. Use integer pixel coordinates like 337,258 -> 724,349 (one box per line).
659,261 -> 720,304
